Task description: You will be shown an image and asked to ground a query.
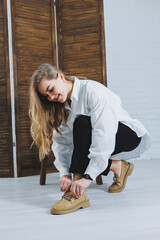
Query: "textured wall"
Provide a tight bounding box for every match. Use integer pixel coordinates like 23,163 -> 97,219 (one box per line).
103,0 -> 160,160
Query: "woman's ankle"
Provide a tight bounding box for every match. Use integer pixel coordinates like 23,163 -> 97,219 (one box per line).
110,160 -> 122,177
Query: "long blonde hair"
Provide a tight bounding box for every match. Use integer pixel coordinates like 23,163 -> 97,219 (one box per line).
29,63 -> 73,161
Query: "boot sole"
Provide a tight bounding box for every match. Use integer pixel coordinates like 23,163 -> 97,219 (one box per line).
108,163 -> 134,193
50,200 -> 90,215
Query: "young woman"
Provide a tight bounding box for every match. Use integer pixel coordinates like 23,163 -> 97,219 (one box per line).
29,63 -> 151,215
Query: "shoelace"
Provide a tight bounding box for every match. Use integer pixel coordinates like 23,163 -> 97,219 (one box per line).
62,194 -> 73,201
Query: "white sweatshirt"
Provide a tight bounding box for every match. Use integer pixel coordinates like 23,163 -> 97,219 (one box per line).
52,77 -> 151,181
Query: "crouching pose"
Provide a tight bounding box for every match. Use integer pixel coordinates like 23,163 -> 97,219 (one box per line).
29,63 -> 151,215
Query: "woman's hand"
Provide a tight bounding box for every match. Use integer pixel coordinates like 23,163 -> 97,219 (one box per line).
59,175 -> 72,193
70,178 -> 92,199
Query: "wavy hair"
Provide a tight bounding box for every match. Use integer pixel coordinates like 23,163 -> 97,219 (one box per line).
29,63 -> 74,161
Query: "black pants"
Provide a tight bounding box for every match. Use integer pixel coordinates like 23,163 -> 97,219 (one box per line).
69,115 -> 141,177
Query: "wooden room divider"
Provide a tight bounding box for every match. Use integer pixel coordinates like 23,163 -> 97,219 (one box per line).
0,0 -> 106,178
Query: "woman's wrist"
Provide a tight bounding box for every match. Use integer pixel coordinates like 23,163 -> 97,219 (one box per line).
83,174 -> 93,181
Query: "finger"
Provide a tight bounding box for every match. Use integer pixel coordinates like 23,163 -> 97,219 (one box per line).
65,183 -> 71,193
61,185 -> 64,192
70,183 -> 76,198
60,182 -> 63,191
79,186 -> 85,198
75,185 -> 80,199
70,183 -> 73,192
62,181 -> 67,191
77,185 -> 84,198
75,183 -> 81,199
60,180 -> 66,192
63,180 -> 69,192
63,182 -> 69,193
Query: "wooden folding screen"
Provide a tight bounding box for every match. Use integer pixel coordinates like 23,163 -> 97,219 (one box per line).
0,0 -> 106,178
56,0 -> 106,85
0,0 -> 13,177
11,0 -> 57,177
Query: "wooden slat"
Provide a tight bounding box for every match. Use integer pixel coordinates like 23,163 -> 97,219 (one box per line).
0,0 -> 14,177
56,0 -> 107,85
11,0 -> 57,177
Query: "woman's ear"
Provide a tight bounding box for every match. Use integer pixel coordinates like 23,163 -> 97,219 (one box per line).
58,72 -> 65,81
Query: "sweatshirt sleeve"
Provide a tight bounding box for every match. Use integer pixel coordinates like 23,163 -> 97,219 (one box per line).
84,90 -> 119,181
51,121 -> 73,177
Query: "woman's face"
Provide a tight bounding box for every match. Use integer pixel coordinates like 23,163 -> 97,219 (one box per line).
38,73 -> 72,103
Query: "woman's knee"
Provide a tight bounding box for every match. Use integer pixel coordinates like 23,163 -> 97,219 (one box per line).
73,115 -> 91,129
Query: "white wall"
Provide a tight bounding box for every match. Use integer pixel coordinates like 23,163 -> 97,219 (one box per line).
103,0 -> 160,160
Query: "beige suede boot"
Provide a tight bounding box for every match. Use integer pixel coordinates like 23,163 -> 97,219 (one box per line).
108,160 -> 134,193
50,190 -> 90,215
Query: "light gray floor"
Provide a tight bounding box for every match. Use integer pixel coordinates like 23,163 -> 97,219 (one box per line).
0,159 -> 160,240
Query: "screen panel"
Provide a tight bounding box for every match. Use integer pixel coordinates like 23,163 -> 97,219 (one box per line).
0,0 -> 13,177
56,0 -> 107,85
11,0 -> 57,176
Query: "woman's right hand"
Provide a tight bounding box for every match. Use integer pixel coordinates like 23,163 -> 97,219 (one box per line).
59,175 -> 72,193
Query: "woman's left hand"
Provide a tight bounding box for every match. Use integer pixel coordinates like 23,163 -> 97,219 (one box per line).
70,178 -> 92,199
